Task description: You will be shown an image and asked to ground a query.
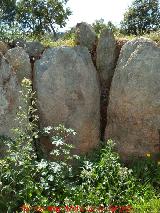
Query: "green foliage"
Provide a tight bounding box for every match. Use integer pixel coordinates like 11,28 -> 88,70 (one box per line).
121,0 -> 160,35
130,154 -> 160,193
40,36 -> 76,47
92,18 -> 107,35
92,19 -> 118,36
0,0 -> 71,37
0,0 -> 17,26
0,24 -> 22,43
144,29 -> 160,44
75,140 -> 156,209
0,78 -> 78,212
133,198 -> 160,212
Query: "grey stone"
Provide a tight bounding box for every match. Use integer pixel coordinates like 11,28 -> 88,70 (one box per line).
0,47 -> 31,137
25,41 -> 45,58
5,47 -> 31,82
0,41 -> 9,55
12,38 -> 27,48
0,49 -> 31,149
96,29 -> 117,87
34,46 -> 100,157
96,29 -> 117,140
75,22 -> 97,51
105,38 -> 160,161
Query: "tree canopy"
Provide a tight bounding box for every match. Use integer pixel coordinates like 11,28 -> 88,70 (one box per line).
92,19 -> 117,35
121,0 -> 160,35
0,0 -> 71,36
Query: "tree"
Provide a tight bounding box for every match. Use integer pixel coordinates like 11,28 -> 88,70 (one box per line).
92,18 -> 107,35
92,19 -> 117,35
121,0 -> 160,35
0,0 -> 71,37
0,0 -> 17,26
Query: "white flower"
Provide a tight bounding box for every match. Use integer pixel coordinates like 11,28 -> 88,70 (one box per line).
37,159 -> 48,169
84,161 -> 93,170
44,126 -> 53,134
50,162 -> 61,173
48,175 -> 54,181
51,149 -> 60,156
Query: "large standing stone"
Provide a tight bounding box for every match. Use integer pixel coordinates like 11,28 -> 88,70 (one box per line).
96,29 -> 117,140
25,41 -> 45,58
5,47 -> 31,82
34,46 -> 100,157
0,47 -> 31,155
75,22 -> 97,51
96,29 -> 117,87
105,38 -> 160,161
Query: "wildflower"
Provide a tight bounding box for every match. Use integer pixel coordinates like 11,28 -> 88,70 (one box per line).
20,204 -> 31,212
37,159 -> 48,169
146,153 -> 151,157
34,206 -> 45,212
44,126 -> 53,134
50,162 -> 61,173
52,138 -> 64,146
48,175 -> 54,181
21,78 -> 32,86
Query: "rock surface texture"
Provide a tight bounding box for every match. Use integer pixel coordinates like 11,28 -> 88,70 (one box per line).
0,47 -> 31,155
5,47 -> 31,82
96,29 -> 117,140
12,38 -> 27,49
0,41 -> 9,55
25,41 -> 45,58
106,38 -> 160,161
76,22 -> 97,51
34,46 -> 100,157
96,29 -> 117,87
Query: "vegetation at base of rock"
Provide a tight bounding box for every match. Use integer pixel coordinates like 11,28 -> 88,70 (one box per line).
0,79 -> 79,212
132,198 -> 160,212
0,78 -> 160,212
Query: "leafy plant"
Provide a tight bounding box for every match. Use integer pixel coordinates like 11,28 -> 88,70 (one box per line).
0,78 -> 78,212
130,154 -> 160,193
75,140 -> 156,209
133,198 -> 160,213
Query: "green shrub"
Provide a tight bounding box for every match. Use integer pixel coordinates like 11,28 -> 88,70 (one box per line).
133,198 -> 160,213
0,78 -> 78,212
75,140 -> 156,209
129,153 -> 160,196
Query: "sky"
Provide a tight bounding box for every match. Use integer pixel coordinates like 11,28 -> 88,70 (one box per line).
64,0 -> 132,30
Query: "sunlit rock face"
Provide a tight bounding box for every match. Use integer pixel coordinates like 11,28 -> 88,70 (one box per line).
0,47 -> 31,156
75,22 -> 97,51
105,38 -> 160,161
34,46 -> 100,158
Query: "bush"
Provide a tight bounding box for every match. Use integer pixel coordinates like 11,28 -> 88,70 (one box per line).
0,78 -> 78,212
75,140 -> 156,209
133,198 -> 160,213
130,153 -> 160,193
